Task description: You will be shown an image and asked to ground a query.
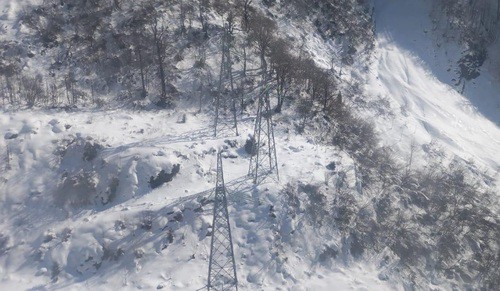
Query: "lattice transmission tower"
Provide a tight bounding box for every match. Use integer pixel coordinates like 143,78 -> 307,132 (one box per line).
248,85 -> 279,184
208,152 -> 238,291
214,20 -> 238,138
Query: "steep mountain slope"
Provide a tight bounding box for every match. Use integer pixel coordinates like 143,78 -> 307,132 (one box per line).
363,0 -> 499,190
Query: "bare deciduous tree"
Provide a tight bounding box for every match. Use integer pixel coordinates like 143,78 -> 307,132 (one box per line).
149,10 -> 171,107
248,11 -> 277,75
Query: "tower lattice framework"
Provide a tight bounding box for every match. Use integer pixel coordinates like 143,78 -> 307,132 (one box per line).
208,152 -> 238,291
248,86 -> 279,184
214,22 -> 238,137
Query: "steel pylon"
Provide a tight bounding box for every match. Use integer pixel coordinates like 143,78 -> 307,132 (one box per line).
208,152 -> 238,291
248,85 -> 279,184
214,22 -> 238,138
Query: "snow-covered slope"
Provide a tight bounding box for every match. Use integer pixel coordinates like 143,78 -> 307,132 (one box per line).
361,0 -> 499,189
0,109 -> 394,290
374,0 -> 500,126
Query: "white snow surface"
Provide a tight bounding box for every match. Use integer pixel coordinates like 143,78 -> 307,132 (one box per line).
0,109 -> 393,290
1,0 -> 499,290
361,0 -> 500,190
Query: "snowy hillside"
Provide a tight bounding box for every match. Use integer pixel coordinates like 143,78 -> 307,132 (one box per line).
364,0 -> 500,190
0,109 -> 395,290
1,0 -> 499,290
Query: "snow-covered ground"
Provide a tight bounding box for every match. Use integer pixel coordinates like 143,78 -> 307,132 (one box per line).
0,109 -> 395,290
1,0 -> 499,290
361,0 -> 500,190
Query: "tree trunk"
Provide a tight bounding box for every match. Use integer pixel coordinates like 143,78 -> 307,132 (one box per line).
137,46 -> 147,98
156,42 -> 167,103
198,5 -> 209,39
497,0 -> 500,21
5,76 -> 14,104
323,83 -> 329,110
198,81 -> 203,113
260,51 -> 267,76
218,35 -> 226,92
227,34 -> 238,136
65,77 -> 71,105
152,22 -> 168,106
243,0 -> 252,31
91,82 -> 95,104
242,44 -> 247,77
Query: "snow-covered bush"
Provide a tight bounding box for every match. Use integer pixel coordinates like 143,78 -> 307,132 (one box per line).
82,141 -> 102,162
54,170 -> 98,208
149,164 -> 181,189
299,183 -> 328,227
244,135 -> 256,156
333,154 -> 500,289
52,135 -> 181,208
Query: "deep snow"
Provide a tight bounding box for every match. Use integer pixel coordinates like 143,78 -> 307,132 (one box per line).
363,0 -> 499,191
0,109 -> 394,290
1,0 -> 499,290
